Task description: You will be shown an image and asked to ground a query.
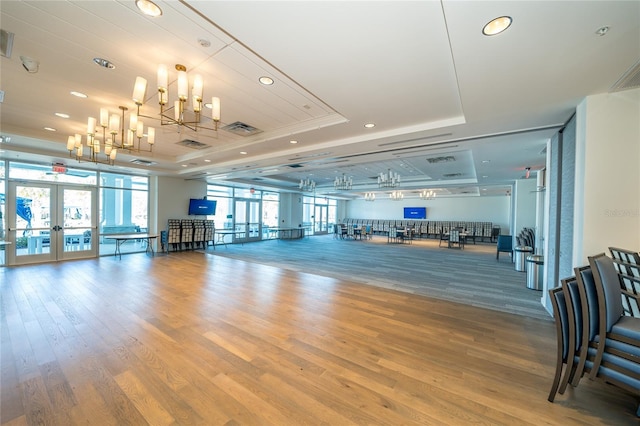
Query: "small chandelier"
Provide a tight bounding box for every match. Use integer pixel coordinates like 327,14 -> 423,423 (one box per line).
420,189 -> 436,200
364,192 -> 376,201
334,174 -> 353,190
67,105 -> 156,165
390,190 -> 403,201
133,64 -> 221,132
378,168 -> 401,188
299,177 -> 316,192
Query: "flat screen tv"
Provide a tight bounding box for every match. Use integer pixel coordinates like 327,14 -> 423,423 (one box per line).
404,207 -> 426,219
188,198 -> 217,216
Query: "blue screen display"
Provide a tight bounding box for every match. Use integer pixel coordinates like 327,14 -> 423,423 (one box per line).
404,207 -> 426,219
188,199 -> 217,216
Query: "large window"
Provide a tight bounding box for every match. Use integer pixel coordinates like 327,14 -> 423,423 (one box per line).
207,185 -> 233,229
99,173 -> 149,233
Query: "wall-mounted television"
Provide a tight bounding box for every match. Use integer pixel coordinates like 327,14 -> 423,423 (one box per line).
188,198 -> 217,216
404,207 -> 426,219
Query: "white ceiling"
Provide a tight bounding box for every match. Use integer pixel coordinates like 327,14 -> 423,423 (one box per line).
1,1 -> 639,199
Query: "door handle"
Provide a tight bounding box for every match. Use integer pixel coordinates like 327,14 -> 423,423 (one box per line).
52,225 -> 62,231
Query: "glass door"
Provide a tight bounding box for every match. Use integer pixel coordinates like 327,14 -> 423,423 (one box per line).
7,182 -> 96,265
314,204 -> 328,234
234,198 -> 261,243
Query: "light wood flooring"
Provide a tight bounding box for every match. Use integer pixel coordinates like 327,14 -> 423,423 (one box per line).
1,246 -> 638,425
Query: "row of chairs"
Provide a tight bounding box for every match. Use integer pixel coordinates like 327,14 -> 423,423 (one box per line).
341,219 -> 496,241
166,219 -> 215,252
548,246 -> 640,416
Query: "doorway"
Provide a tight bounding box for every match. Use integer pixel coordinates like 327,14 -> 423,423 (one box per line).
233,198 -> 261,244
314,204 -> 329,234
7,182 -> 97,265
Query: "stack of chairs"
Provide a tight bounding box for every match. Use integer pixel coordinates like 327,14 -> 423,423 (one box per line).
204,220 -> 215,247
167,219 -> 181,252
548,247 -> 640,416
180,219 -> 194,250
193,220 -> 206,249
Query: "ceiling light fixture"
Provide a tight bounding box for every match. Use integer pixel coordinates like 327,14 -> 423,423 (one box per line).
364,123 -> 375,128
334,174 -> 353,191
364,192 -> 376,202
595,26 -> 610,36
55,112 -> 70,119
67,104 -> 156,166
259,76 -> 274,85
70,91 -> 87,98
378,168 -> 401,188
135,0 -> 162,17
390,190 -> 403,201
299,177 -> 316,192
93,57 -> 115,69
482,16 -> 512,36
420,189 -> 436,200
44,127 -> 56,132
133,64 -> 221,133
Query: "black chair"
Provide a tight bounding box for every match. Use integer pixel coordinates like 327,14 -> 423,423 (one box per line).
438,230 -> 449,247
496,235 -> 512,261
548,285 -> 572,401
448,229 -> 463,249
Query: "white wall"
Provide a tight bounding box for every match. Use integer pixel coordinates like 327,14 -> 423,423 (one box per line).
346,195 -> 510,230
278,192 -> 303,228
573,88 -> 640,264
156,176 -> 207,232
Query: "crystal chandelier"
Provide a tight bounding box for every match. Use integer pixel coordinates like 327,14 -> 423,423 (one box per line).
420,189 -> 436,200
133,64 -> 221,132
299,177 -> 316,192
364,192 -> 376,201
66,105 -> 156,165
334,174 -> 353,190
378,168 -> 401,188
390,190 -> 404,201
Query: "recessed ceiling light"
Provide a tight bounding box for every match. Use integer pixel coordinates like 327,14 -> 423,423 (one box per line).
44,127 -> 56,132
240,151 -> 247,155
482,160 -> 490,163
482,175 -> 489,178
93,57 -> 115,69
259,76 -> 274,85
181,164 -> 188,167
204,159 -> 211,163
482,16 -> 512,36
595,26 -> 610,36
290,140 -> 298,144
70,91 -> 87,98
55,112 -> 70,118
135,0 -> 162,17
364,123 -> 375,128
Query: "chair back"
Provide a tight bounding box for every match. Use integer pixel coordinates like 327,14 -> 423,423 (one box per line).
449,229 -> 460,243
496,235 -> 512,251
589,253 -> 624,333
575,266 -> 599,342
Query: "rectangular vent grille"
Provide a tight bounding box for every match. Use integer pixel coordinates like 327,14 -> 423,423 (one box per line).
287,164 -> 304,168
221,121 -> 262,136
427,155 -> 456,164
176,139 -> 209,150
130,159 -> 157,165
611,59 -> 640,92
443,172 -> 462,178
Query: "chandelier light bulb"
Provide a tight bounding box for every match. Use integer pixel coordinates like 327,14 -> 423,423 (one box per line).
132,76 -> 147,105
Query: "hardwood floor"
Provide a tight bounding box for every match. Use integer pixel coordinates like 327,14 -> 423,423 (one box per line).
1,250 -> 638,425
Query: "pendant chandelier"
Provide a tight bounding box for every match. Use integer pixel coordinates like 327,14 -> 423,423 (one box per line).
420,189 -> 436,200
334,174 -> 353,191
299,177 -> 316,192
378,168 -> 401,188
390,190 -> 404,201
66,105 -> 155,165
364,192 -> 376,201
133,64 -> 221,132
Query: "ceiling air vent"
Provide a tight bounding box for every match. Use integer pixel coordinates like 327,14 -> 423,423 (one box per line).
610,59 -> 640,92
426,155 -> 456,164
287,164 -> 304,168
176,139 -> 209,150
443,172 -> 462,178
221,121 -> 262,136
130,159 -> 157,166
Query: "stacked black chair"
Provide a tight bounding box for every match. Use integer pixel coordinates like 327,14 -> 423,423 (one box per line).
167,219 -> 181,252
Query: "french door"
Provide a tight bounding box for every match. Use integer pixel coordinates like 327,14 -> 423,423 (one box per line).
7,182 -> 97,265
233,198 -> 261,244
314,204 -> 329,234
